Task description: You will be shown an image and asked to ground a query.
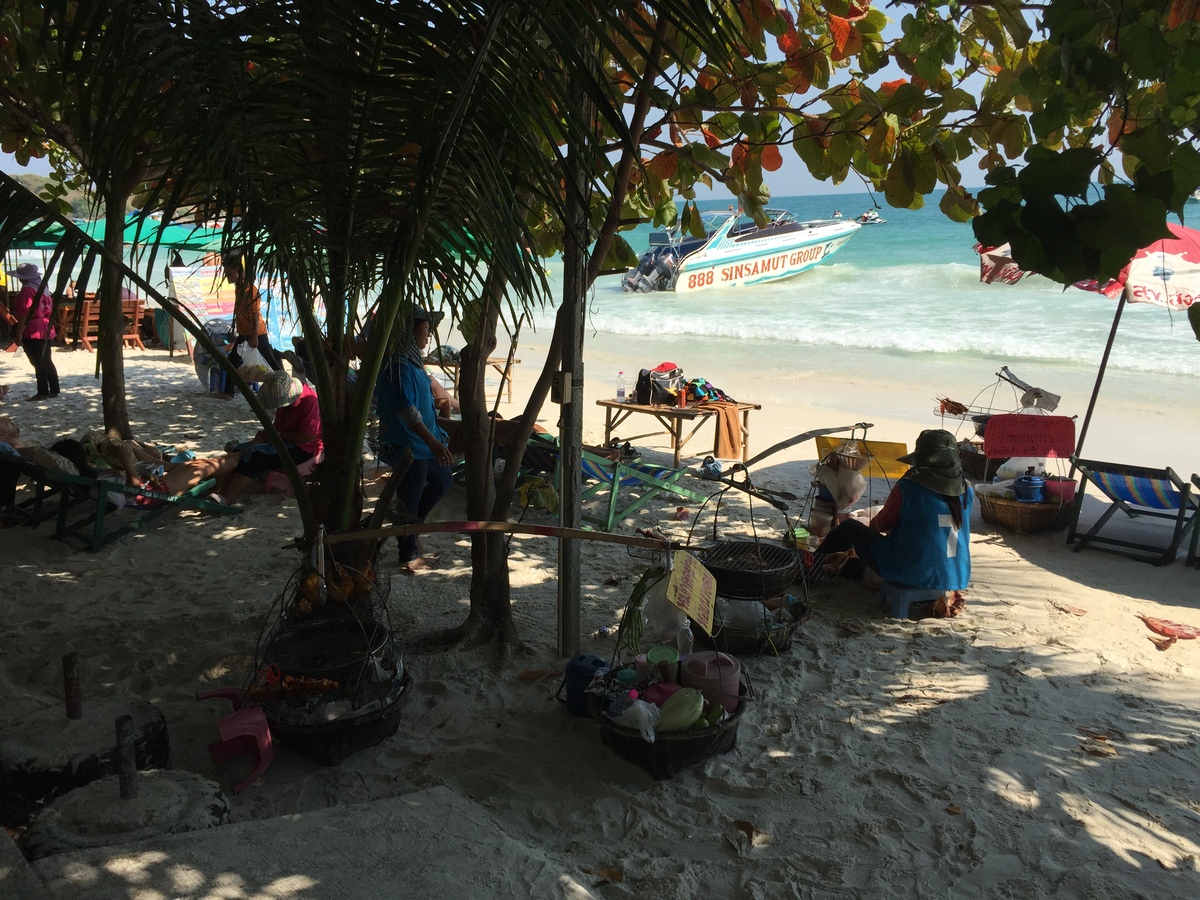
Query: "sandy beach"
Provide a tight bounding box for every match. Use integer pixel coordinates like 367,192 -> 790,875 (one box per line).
2,337 -> 1199,898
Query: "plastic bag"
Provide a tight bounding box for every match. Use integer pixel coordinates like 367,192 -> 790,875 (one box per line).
237,342 -> 272,383
642,574 -> 685,645
996,457 -> 1049,480
611,698 -> 660,743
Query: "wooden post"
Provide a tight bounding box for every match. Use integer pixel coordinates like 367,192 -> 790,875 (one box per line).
557,34 -> 596,658
116,715 -> 137,800
62,652 -> 82,720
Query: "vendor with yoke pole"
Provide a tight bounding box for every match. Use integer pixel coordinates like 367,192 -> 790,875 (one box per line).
818,429 -> 973,610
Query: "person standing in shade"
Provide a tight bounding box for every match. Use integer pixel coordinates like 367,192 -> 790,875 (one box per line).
375,307 -> 454,573
5,263 -> 59,401
219,251 -> 280,399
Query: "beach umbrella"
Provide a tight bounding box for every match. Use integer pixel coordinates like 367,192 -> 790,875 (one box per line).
8,216 -> 224,252
975,242 -> 1026,285
1072,222 -> 1200,460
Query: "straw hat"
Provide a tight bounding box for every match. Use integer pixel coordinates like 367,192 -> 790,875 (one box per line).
257,370 -> 303,412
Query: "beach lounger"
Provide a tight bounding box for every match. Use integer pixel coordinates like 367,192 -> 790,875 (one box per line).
1190,474 -> 1200,568
1066,458 -> 1198,565
3,456 -> 240,551
532,435 -> 709,532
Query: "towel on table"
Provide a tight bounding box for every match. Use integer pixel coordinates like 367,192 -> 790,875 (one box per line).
700,400 -> 742,460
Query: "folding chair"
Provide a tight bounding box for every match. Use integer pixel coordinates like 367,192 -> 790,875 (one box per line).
1066,458 -> 1199,565
1190,474 -> 1200,569
533,435 -> 709,532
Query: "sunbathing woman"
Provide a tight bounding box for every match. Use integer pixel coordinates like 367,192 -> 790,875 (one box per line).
817,428 -> 973,598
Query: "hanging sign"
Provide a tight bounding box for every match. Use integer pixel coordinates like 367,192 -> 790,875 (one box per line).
666,550 -> 716,636
983,414 -> 1076,459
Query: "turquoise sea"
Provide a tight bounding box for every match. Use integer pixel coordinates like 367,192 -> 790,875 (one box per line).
522,191 -> 1200,470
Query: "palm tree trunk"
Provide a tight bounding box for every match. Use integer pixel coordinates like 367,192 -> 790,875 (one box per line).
98,196 -> 132,440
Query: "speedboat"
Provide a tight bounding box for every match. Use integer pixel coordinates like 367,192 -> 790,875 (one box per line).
621,208 -> 860,293
857,209 -> 886,224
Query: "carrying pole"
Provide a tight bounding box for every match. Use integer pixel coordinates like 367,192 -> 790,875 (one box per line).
1072,294 -> 1127,475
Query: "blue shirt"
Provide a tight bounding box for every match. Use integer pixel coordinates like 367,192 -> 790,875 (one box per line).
375,355 -> 446,465
870,479 -> 973,590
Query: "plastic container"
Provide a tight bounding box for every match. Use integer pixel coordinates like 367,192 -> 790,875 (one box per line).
646,646 -> 680,683
616,371 -> 626,401
1043,477 -> 1077,504
559,654 -> 609,717
680,651 -> 742,713
1013,475 -> 1046,503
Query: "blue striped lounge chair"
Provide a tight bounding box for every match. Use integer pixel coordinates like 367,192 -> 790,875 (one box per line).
1067,458 -> 1199,565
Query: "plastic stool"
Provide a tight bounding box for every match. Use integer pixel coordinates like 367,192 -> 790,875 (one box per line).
879,581 -> 945,619
206,705 -> 273,794
263,451 -> 323,496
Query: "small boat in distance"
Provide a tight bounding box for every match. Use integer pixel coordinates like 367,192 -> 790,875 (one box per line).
857,209 -> 886,225
621,208 -> 859,293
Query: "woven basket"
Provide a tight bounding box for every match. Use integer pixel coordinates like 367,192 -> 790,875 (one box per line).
977,494 -> 1072,535
590,675 -> 751,779
696,602 -> 810,656
958,445 -> 1008,482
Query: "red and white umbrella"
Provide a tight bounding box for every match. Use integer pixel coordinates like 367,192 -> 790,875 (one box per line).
975,242 -> 1026,285
976,223 -> 1200,462
1074,222 -> 1200,310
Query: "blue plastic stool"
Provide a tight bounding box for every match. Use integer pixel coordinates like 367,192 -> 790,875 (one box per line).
879,581 -> 945,619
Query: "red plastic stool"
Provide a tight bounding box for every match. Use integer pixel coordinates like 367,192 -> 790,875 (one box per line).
197,689 -> 273,794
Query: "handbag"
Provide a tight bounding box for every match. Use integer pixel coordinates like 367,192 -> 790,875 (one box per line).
237,341 -> 273,382
649,364 -> 684,404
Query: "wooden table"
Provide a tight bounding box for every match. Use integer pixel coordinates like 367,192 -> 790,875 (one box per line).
596,399 -> 761,468
426,355 -> 521,403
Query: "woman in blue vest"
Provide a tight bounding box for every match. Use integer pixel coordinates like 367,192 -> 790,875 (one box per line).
817,428 -> 973,593
375,308 -> 454,573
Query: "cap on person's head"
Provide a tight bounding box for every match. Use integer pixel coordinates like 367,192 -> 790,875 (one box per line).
5,263 -> 41,282
257,370 -> 303,412
411,307 -> 445,329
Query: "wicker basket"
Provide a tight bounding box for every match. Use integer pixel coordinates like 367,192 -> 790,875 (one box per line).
696,602 -> 810,656
959,444 -> 1008,483
977,493 -> 1072,535
590,676 -> 751,779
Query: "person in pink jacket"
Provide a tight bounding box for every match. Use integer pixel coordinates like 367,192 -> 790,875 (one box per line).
5,263 -> 59,401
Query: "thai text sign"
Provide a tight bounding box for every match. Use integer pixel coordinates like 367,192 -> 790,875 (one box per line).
983,414 -> 1076,459
666,550 -> 716,636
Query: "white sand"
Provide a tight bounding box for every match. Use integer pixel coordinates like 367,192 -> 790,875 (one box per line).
3,340 -> 1200,898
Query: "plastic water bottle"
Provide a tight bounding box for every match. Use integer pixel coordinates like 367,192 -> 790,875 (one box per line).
676,622 -> 694,658
616,371 -> 626,401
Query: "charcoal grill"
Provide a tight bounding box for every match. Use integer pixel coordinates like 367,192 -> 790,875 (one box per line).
693,539 -> 800,599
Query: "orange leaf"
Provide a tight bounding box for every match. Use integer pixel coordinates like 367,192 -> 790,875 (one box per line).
762,144 -> 783,172
779,30 -> 802,56
847,0 -> 872,20
697,69 -> 719,91
702,127 -> 722,149
829,16 -> 851,54
831,26 -> 862,62
880,79 -> 908,97
731,141 -> 748,171
647,151 -> 678,179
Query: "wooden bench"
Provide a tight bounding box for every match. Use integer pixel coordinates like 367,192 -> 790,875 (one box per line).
56,296 -> 145,351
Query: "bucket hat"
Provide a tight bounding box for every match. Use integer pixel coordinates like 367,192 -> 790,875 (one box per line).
412,307 -> 445,328
257,370 -> 303,412
897,429 -> 965,496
